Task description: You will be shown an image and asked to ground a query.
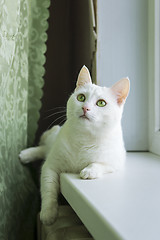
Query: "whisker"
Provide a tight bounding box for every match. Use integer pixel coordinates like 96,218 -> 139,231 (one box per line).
45,110 -> 66,119
47,115 -> 66,129
59,117 -> 67,126
46,107 -> 66,112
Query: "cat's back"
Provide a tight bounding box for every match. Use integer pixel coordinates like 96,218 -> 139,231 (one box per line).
40,125 -> 61,152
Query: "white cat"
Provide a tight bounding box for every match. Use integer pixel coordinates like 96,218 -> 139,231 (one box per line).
19,66 -> 130,225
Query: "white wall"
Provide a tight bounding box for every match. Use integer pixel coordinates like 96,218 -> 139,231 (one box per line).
96,0 -> 148,151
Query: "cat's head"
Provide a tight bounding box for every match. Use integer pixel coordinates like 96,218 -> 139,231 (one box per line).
67,66 -> 130,131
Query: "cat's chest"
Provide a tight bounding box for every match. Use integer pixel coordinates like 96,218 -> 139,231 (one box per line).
69,139 -> 108,163
57,125 -> 122,169
64,142 -> 99,171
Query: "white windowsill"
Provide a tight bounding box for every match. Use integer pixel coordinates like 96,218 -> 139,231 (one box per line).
60,152 -> 160,240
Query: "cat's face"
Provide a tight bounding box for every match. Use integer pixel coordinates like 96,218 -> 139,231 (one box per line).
67,66 -> 130,131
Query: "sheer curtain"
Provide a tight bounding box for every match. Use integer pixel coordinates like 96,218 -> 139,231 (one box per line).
0,0 -> 50,239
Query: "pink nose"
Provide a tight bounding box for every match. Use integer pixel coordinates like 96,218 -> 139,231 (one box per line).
82,106 -> 90,114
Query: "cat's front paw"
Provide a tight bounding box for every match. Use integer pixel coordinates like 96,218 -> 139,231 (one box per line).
80,164 -> 103,179
40,205 -> 58,226
19,149 -> 31,164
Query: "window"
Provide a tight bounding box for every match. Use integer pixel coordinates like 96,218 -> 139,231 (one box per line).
148,0 -> 160,155
96,0 -> 148,151
96,0 -> 160,155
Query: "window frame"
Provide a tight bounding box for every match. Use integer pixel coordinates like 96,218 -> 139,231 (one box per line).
148,0 -> 160,155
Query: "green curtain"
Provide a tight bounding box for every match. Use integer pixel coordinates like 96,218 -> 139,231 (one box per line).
0,0 -> 50,239
28,0 -> 50,146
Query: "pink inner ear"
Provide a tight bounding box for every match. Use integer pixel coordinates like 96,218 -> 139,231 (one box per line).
111,78 -> 130,105
76,66 -> 92,88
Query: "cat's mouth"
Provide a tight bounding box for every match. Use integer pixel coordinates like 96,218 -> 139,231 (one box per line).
80,114 -> 90,121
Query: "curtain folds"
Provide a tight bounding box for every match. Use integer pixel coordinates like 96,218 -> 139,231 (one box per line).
0,0 -> 50,239
28,0 -> 50,146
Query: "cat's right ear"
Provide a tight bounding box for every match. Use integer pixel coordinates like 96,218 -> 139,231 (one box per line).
76,66 -> 92,89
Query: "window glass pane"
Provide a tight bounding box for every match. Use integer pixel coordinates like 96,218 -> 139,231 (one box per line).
155,0 -> 160,132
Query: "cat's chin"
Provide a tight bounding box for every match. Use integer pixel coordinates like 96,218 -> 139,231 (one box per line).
79,115 -> 90,121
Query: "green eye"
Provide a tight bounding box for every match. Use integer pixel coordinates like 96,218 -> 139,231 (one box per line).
96,99 -> 107,107
77,94 -> 85,102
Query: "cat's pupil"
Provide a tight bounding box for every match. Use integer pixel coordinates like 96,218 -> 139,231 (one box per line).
77,94 -> 85,102
96,99 -> 106,107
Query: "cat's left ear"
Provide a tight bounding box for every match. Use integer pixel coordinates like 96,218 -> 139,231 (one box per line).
111,78 -> 130,105
76,66 -> 92,89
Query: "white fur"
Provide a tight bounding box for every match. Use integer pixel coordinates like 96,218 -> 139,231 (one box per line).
19,69 -> 129,225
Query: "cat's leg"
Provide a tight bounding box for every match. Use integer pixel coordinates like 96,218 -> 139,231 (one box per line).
80,163 -> 115,179
40,164 -> 59,225
19,146 -> 45,164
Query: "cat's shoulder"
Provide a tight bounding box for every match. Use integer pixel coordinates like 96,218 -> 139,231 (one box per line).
40,125 -> 61,145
